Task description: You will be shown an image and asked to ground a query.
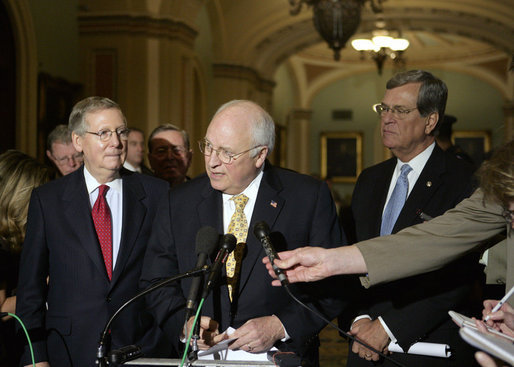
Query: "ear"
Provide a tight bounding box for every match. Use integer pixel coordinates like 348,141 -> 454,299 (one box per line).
425,112 -> 439,135
255,146 -> 269,169
72,132 -> 84,153
46,150 -> 54,162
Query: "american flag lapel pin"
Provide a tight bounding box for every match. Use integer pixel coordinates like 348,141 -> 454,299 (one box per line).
270,200 -> 277,208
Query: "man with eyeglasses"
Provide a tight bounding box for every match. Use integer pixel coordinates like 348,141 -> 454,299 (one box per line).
341,70 -> 479,367
265,140 -> 514,367
147,124 -> 193,187
46,124 -> 84,176
16,97 -> 170,367
141,100 -> 345,365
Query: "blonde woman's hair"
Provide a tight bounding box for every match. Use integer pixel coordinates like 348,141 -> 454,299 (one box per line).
478,140 -> 514,207
0,150 -> 53,252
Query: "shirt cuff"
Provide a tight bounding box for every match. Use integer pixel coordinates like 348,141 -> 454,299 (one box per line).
273,315 -> 290,342
377,316 -> 396,344
350,315 -> 372,330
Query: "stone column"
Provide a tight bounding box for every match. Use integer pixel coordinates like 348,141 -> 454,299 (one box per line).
287,108 -> 312,174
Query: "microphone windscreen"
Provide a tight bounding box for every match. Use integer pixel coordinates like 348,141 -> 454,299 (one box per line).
221,233 -> 237,252
195,226 -> 219,256
253,221 -> 270,239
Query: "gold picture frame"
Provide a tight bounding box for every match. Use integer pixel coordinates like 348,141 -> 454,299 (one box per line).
452,130 -> 491,166
320,132 -> 363,183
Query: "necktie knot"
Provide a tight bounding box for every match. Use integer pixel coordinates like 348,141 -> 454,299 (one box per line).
232,194 -> 249,211
98,184 -> 109,197
400,164 -> 412,178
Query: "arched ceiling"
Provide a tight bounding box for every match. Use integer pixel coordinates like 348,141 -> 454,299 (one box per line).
207,0 -> 513,85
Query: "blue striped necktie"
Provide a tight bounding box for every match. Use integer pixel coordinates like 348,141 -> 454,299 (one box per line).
380,164 -> 412,236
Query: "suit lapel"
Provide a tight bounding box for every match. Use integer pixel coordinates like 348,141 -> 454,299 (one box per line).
198,185 -> 224,235
239,165 -> 284,296
372,159 -> 396,236
62,168 -> 108,279
110,174 -> 146,287
394,145 -> 446,232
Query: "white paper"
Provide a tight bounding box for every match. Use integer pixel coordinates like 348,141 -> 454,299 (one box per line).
388,341 -> 451,358
198,327 -> 276,361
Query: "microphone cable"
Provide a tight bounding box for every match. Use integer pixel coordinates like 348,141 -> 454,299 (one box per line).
280,283 -> 408,367
180,298 -> 206,367
1,312 -> 35,367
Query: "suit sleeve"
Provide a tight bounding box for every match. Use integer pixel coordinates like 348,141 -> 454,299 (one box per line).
358,189 -> 506,287
16,191 -> 50,365
139,190 -> 186,353
274,182 -> 349,353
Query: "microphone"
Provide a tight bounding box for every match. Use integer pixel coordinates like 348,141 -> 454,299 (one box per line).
201,233 -> 237,299
253,221 -> 289,286
184,226 -> 219,321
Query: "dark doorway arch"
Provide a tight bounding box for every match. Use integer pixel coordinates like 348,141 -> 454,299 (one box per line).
0,0 -> 16,153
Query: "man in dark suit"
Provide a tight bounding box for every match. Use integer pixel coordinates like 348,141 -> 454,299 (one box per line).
140,100 -> 344,363
16,97 -> 169,367
123,127 -> 153,175
147,124 -> 193,188
344,70 -> 480,367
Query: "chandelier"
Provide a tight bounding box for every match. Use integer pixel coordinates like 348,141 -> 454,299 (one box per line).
289,0 -> 386,61
351,21 -> 409,74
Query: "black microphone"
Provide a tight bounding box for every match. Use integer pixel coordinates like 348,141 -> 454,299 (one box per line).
253,221 -> 289,286
184,226 -> 219,321
201,233 -> 237,299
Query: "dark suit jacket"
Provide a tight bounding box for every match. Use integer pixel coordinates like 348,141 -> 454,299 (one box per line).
345,144 -> 480,367
140,162 -> 346,361
16,167 -> 170,367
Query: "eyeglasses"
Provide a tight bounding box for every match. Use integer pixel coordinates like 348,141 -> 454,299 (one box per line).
151,145 -> 188,158
85,127 -> 130,142
198,139 -> 262,164
373,103 -> 418,120
503,209 -> 514,225
53,153 -> 84,165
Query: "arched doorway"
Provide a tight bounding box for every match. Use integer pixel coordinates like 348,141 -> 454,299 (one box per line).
0,0 -> 15,153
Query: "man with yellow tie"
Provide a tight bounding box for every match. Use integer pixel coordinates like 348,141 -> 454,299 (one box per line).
141,100 -> 346,365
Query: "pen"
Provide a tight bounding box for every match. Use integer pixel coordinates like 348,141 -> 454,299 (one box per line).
416,209 -> 433,221
484,285 -> 514,321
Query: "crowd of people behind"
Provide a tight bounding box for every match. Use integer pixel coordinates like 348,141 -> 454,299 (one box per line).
0,69 -> 512,367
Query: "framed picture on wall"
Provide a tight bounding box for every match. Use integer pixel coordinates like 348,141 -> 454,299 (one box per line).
320,132 -> 363,183
452,130 -> 491,166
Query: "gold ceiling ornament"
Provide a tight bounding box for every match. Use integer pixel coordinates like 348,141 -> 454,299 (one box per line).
289,0 -> 386,61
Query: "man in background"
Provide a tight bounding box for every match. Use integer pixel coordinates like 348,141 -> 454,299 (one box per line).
123,127 -> 152,174
46,124 -> 83,176
435,114 -> 475,166
148,124 -> 192,187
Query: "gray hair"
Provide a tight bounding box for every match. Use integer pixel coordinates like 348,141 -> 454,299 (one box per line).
148,124 -> 190,152
46,124 -> 72,151
68,96 -> 126,135
213,100 -> 275,157
386,70 -> 448,133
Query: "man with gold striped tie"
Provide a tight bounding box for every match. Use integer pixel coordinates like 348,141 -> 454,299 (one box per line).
141,99 -> 346,365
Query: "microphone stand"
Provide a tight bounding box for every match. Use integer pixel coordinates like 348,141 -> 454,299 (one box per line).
95,266 -> 209,367
187,309 -> 203,363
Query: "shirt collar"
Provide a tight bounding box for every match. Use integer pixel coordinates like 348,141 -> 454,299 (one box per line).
222,167 -> 264,204
395,142 -> 435,176
84,166 -> 123,195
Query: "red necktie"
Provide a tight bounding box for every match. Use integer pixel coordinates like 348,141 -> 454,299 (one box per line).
92,185 -> 113,280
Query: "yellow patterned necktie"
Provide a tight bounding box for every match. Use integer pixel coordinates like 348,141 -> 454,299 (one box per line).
225,194 -> 249,302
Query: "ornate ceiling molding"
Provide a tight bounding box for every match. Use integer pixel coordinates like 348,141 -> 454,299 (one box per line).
78,15 -> 198,48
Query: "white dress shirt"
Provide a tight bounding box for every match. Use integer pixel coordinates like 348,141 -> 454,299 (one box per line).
84,167 -> 123,269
